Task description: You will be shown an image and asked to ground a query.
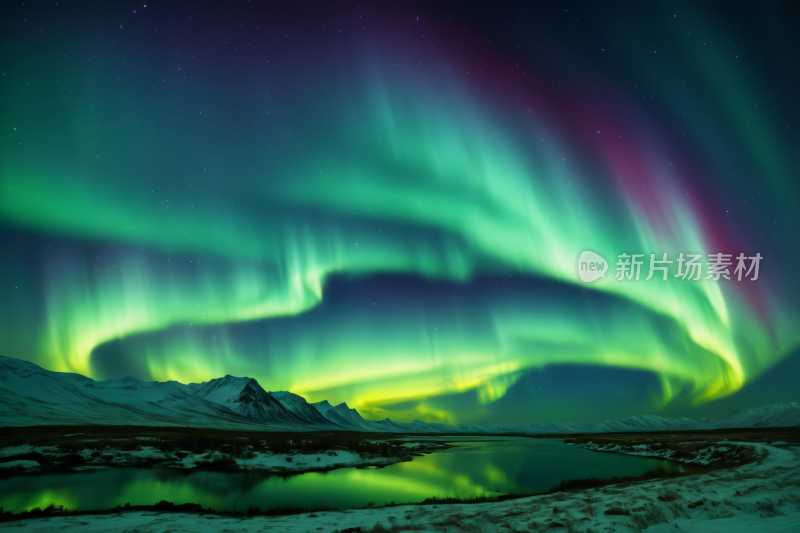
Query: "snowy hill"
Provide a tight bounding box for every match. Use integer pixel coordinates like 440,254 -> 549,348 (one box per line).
312,400 -> 387,432
309,400 -> 360,428
0,357 -> 298,430
269,391 -> 350,429
86,376 -> 154,390
1,355 -> 799,434
193,375 -> 310,427
707,402 -> 800,428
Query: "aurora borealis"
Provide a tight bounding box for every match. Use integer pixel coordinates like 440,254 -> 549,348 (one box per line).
1,1 -> 798,424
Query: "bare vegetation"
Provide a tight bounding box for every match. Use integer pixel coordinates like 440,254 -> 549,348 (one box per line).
582,497 -> 596,516
756,498 -> 778,517
630,503 -> 670,529
0,425 -> 420,477
0,425 -> 409,458
656,490 -> 679,502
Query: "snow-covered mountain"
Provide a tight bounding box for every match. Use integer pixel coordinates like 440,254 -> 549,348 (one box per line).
1,355 -> 798,434
86,375 -> 155,390
706,403 -> 800,429
311,400 -> 386,432
0,356 -> 276,429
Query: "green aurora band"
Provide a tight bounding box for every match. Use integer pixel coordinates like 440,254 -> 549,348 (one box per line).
0,3 -> 797,423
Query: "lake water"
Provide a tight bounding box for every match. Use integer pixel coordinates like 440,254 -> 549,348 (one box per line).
0,437 -> 686,513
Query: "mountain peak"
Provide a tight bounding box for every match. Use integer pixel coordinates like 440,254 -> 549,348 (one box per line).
86,376 -> 153,390
193,374 -> 265,404
2,356 -> 798,435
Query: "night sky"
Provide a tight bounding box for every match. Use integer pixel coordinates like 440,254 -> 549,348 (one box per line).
1,1 -> 798,425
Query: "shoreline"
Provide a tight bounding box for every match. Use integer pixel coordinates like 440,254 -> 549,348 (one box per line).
0,441 -> 455,478
0,439 -> 797,531
1,428 -> 799,531
0,425 -> 459,477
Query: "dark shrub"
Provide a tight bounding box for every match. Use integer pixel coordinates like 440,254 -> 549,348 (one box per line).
195,456 -> 236,469
155,440 -> 175,452
59,454 -> 85,467
155,500 -> 175,509
757,499 -> 776,517
117,440 -> 138,452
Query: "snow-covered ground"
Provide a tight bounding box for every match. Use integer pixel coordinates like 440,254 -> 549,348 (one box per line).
0,460 -> 39,469
571,440 -> 760,466
177,448 -> 401,470
0,444 -> 403,473
0,445 -> 34,458
2,442 -> 798,532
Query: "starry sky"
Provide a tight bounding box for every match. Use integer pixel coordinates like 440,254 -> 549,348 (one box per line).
1,1 -> 798,425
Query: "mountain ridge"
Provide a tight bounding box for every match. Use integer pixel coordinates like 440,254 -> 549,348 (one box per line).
1,355 -> 798,434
